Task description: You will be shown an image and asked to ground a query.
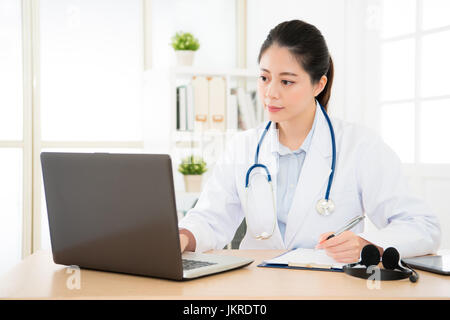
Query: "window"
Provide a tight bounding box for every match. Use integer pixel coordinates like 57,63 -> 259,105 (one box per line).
0,0 -> 145,275
0,0 -> 24,276
38,0 -> 144,250
40,0 -> 144,142
379,0 -> 450,164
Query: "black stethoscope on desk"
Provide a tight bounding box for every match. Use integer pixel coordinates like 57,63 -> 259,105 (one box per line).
243,100 -> 337,240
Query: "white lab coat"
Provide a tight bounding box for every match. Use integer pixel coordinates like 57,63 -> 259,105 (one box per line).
178,108 -> 441,258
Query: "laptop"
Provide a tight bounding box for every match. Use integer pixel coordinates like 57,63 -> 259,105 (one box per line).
40,152 -> 253,281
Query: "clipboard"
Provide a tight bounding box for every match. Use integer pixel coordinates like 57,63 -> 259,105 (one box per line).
257,261 -> 344,273
257,248 -> 345,273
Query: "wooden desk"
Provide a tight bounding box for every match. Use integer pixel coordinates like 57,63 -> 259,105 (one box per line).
0,249 -> 449,299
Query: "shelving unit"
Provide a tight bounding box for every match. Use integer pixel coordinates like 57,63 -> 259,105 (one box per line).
143,64 -> 263,224
141,65 -> 262,249
166,65 -> 262,193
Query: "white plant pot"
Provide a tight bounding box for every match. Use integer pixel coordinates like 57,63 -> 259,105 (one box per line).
183,174 -> 203,192
175,50 -> 195,66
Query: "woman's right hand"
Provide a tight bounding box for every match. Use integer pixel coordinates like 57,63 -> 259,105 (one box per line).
179,233 -> 189,253
179,228 -> 196,253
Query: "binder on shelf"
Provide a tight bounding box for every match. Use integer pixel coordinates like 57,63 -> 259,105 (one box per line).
186,84 -> 195,131
236,87 -> 257,130
176,85 -> 188,131
227,91 -> 238,131
252,90 -> 264,124
208,77 -> 226,132
245,90 -> 258,127
192,76 -> 210,131
179,85 -> 187,131
176,87 -> 180,130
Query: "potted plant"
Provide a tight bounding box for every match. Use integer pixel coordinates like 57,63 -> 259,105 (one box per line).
170,31 -> 200,66
178,155 -> 207,192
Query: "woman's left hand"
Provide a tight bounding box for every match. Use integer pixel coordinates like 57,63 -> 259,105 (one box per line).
315,230 -> 380,263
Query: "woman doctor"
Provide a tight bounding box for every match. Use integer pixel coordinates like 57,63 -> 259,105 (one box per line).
178,19 -> 441,263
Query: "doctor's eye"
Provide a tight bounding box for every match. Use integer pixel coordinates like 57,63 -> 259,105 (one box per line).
282,80 -> 294,86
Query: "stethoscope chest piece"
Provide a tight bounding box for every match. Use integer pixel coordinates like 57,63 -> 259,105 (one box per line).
316,198 -> 335,216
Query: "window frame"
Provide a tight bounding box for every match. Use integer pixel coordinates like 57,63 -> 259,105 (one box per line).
379,0 -> 450,165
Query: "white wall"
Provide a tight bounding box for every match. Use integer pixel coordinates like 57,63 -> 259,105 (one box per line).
150,0 -> 237,69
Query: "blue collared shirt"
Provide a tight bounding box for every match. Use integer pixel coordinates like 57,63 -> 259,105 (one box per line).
274,105 -> 319,242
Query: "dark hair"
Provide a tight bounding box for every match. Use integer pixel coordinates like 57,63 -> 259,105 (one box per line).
257,20 -> 334,111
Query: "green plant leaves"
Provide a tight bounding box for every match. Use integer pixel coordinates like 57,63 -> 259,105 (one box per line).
178,155 -> 207,175
170,31 -> 200,51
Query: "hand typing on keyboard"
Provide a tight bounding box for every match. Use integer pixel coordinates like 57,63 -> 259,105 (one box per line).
179,229 -> 196,253
180,233 -> 189,253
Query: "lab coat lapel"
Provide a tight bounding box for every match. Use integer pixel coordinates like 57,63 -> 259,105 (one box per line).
284,109 -> 333,249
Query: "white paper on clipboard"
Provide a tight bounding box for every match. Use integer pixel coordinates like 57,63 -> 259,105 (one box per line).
263,248 -> 346,269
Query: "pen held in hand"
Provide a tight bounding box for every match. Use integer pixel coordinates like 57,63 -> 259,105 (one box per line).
318,215 -> 365,245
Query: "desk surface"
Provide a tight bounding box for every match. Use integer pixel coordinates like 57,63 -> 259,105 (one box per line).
1,249 -> 449,299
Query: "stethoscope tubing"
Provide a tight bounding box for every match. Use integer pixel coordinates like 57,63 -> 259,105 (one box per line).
319,104 -> 336,201
243,101 -> 336,239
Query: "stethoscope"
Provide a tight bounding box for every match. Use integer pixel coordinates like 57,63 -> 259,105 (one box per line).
243,100 -> 337,240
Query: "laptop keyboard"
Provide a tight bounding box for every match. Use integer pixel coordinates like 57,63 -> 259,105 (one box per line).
182,259 -> 218,271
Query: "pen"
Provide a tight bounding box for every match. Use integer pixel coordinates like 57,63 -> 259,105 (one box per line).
319,215 -> 365,245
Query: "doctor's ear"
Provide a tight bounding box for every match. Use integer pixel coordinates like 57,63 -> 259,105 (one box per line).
313,75 -> 328,97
